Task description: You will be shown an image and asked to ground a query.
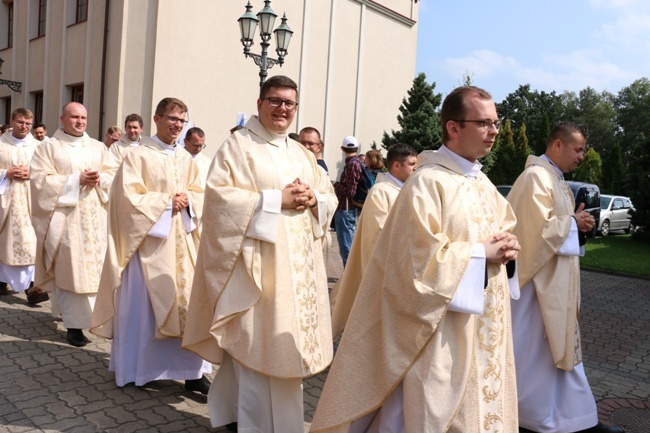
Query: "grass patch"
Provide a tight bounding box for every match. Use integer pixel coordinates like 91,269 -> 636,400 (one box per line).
581,233 -> 650,277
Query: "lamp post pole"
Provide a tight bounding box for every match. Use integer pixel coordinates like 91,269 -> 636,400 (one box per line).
0,58 -> 22,93
238,1 -> 293,87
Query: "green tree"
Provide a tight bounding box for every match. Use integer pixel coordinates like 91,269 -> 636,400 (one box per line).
487,120 -> 515,185
382,73 -> 443,153
572,147 -> 602,185
627,140 -> 650,242
513,123 -> 531,175
602,142 -> 624,193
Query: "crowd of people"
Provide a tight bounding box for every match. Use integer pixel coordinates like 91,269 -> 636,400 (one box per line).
0,76 -> 625,433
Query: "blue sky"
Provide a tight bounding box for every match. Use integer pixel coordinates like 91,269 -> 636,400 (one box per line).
416,0 -> 650,102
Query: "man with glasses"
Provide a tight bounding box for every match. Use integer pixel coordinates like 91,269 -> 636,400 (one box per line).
312,86 -> 521,433
103,125 -> 122,148
31,102 -> 110,346
182,126 -> 210,187
508,123 -> 624,433
298,126 -> 328,173
0,108 -> 48,304
91,97 -> 211,395
183,75 -> 337,433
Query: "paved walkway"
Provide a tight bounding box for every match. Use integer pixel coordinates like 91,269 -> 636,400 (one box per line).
0,238 -> 648,432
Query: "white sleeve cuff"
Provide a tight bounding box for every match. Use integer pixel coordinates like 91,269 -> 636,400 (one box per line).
57,174 -> 81,207
509,264 -> 520,300
182,199 -> 198,233
148,201 -> 173,239
448,243 -> 486,315
0,171 -> 9,195
311,190 -> 328,238
557,218 -> 580,256
246,189 -> 281,243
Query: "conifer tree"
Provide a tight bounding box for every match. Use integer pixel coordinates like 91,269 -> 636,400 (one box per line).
382,73 -> 443,153
487,120 -> 515,185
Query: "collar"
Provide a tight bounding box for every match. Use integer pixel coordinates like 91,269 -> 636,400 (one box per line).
438,145 -> 482,178
152,135 -> 177,156
540,154 -> 564,178
385,171 -> 404,188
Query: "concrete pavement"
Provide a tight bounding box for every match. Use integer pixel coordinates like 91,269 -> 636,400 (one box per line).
0,237 -> 648,432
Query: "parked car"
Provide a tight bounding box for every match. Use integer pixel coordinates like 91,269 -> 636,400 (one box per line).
496,185 -> 512,197
567,181 -> 600,237
598,195 -> 635,236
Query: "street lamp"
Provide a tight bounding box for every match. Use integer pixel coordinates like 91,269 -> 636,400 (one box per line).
238,1 -> 294,87
0,57 -> 22,93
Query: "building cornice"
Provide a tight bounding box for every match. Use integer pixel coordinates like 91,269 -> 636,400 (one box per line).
353,0 -> 417,27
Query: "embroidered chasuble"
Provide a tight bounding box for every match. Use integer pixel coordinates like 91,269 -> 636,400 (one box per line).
90,137 -> 204,340
182,116 -> 338,379
310,150 -> 518,433
30,129 -> 108,294
0,132 -> 38,270
507,155 -> 582,370
330,172 -> 402,338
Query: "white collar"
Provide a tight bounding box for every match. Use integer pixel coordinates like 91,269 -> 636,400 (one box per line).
438,145 -> 483,178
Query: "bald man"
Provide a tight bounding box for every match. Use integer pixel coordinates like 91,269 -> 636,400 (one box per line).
30,102 -> 109,347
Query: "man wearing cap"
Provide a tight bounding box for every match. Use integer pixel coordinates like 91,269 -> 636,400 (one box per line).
333,136 -> 362,266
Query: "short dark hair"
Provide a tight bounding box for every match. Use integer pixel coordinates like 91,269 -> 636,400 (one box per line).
386,143 -> 417,168
124,113 -> 144,128
155,97 -> 187,116
547,121 -> 586,148
299,126 -> 322,142
440,86 -> 493,142
186,126 -> 205,139
259,75 -> 299,100
288,132 -> 300,141
34,123 -> 47,130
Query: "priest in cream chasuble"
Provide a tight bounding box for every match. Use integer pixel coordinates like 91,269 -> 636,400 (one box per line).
311,86 -> 520,433
183,76 -> 337,433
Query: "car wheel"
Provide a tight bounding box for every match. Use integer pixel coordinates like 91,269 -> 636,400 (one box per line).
624,222 -> 632,234
601,219 -> 610,236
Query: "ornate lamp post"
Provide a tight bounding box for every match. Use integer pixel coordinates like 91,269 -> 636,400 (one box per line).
0,58 -> 22,92
238,1 -> 294,87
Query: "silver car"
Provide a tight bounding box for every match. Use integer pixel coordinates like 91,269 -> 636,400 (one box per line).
598,195 -> 635,236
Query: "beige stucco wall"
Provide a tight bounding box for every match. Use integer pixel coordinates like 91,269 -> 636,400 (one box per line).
1,0 -> 418,181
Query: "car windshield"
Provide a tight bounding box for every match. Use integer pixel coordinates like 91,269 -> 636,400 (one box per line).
600,197 -> 612,209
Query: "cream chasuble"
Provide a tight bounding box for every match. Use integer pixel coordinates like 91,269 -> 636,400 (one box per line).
192,152 -> 212,188
310,149 -> 518,433
90,137 -> 203,340
0,132 -> 38,290
330,172 -> 402,338
182,116 -> 337,379
102,135 -> 142,188
507,155 -> 582,370
30,129 -> 108,295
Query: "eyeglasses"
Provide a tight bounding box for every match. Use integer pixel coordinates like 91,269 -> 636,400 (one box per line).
263,97 -> 298,111
108,135 -> 120,142
14,120 -> 33,127
160,114 -> 189,125
300,141 -> 321,148
453,119 -> 501,131
186,141 -> 206,150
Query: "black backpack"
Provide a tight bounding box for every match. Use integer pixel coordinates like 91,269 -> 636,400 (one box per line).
350,160 -> 376,208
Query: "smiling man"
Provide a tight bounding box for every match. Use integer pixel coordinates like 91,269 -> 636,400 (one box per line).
91,97 -> 210,395
30,102 -> 109,347
0,108 -> 46,304
183,75 -> 337,432
103,113 -> 145,188
311,86 -> 521,433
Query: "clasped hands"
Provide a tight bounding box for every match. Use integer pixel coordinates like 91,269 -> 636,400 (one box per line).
483,232 -> 520,265
172,192 -> 189,212
574,202 -> 596,232
79,169 -> 100,187
7,165 -> 30,181
282,178 -> 317,212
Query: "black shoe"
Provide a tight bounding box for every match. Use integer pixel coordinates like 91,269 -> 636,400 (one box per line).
225,422 -> 238,432
66,328 -> 90,347
0,281 -> 8,295
26,286 -> 49,304
578,422 -> 626,433
185,375 -> 211,395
